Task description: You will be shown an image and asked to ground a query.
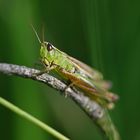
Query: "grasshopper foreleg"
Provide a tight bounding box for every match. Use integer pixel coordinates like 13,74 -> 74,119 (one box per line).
33,60 -> 57,77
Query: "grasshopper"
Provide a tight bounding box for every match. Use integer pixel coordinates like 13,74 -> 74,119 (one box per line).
32,26 -> 118,109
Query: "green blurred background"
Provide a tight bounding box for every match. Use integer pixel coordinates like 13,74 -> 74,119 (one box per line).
0,0 -> 140,140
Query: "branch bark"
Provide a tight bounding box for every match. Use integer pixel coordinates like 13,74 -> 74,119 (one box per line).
0,63 -> 120,140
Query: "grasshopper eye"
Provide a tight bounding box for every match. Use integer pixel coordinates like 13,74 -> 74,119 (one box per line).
46,42 -> 53,51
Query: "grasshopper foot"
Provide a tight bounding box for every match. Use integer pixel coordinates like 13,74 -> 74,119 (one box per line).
63,85 -> 70,98
63,82 -> 74,98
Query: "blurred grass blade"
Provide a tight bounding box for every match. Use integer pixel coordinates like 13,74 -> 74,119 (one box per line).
0,97 -> 70,140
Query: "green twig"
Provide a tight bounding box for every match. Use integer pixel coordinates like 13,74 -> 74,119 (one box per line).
0,97 -> 70,140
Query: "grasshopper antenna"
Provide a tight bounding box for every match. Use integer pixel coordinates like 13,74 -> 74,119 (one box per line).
30,24 -> 42,44
42,23 -> 45,43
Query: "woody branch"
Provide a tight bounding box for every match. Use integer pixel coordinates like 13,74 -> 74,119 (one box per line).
0,63 -> 120,140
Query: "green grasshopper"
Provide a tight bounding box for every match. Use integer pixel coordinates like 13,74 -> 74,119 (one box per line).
32,26 -> 118,109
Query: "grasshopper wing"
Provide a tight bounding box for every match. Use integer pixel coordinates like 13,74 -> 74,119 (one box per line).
68,56 -> 112,90
67,56 -> 103,80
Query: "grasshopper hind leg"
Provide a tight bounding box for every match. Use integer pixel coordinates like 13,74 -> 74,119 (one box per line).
63,80 -> 83,98
63,80 -> 114,109
63,80 -> 75,97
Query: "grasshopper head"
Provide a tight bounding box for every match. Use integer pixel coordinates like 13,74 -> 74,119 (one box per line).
40,41 -> 56,64
30,25 -> 58,65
